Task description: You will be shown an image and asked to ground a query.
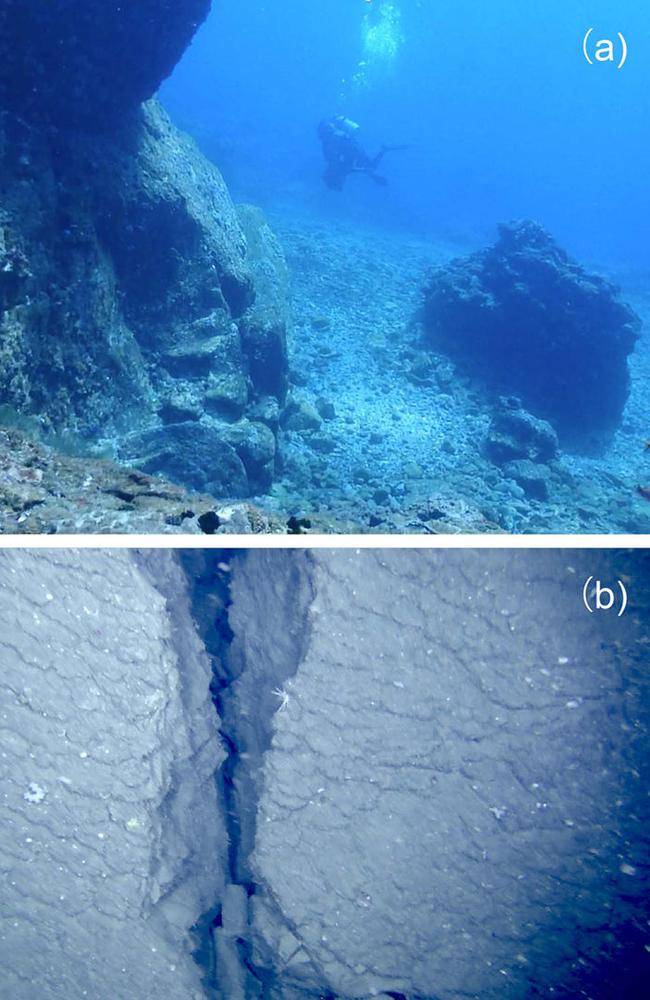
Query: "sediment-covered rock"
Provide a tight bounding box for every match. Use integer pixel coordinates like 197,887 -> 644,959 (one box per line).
502,457 -> 552,500
227,549 -> 650,999
423,220 -> 641,437
0,426 -> 289,534
0,0 -> 211,130
0,550 -> 224,999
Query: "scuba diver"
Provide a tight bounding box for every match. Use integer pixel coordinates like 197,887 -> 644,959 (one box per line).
317,115 -> 404,191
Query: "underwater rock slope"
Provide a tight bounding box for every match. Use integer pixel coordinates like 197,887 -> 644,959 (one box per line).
0,1 -> 289,498
0,426 -> 290,534
0,550 -> 224,1000
423,221 -> 641,438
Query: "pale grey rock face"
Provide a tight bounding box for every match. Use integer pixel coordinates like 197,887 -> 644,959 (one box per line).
227,550 -> 649,999
0,550 -> 225,1000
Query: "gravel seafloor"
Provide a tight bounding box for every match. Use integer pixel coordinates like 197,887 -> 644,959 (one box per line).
257,210 -> 650,534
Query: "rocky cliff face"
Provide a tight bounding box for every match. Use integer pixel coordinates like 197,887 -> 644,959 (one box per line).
0,1 -> 289,498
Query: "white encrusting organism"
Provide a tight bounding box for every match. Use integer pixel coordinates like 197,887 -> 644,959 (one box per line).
272,687 -> 290,713
23,782 -> 46,804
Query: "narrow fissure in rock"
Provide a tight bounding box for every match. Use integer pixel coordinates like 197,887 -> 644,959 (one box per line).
180,551 -> 317,999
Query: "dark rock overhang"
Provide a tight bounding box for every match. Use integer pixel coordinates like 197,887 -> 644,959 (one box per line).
0,0 -> 212,131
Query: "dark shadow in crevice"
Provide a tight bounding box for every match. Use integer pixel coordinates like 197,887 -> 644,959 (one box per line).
180,551 -> 268,998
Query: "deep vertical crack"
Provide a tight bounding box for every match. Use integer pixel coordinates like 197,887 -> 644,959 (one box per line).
180,551 -> 317,999
178,551 -> 253,998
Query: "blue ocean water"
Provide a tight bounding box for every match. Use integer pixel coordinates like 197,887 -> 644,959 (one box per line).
159,0 -> 650,532
162,0 -> 648,265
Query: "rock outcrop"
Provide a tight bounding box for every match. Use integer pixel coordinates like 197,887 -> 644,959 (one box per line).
484,398 -> 560,502
0,2 -> 290,499
485,396 -> 559,464
423,220 -> 641,438
0,426 -> 291,535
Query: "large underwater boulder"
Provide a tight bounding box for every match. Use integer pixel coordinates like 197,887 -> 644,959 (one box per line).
423,221 -> 641,438
0,0 -> 211,130
0,12 -> 290,500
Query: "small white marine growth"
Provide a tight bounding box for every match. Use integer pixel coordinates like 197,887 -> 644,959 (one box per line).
24,782 -> 46,804
272,687 -> 290,713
